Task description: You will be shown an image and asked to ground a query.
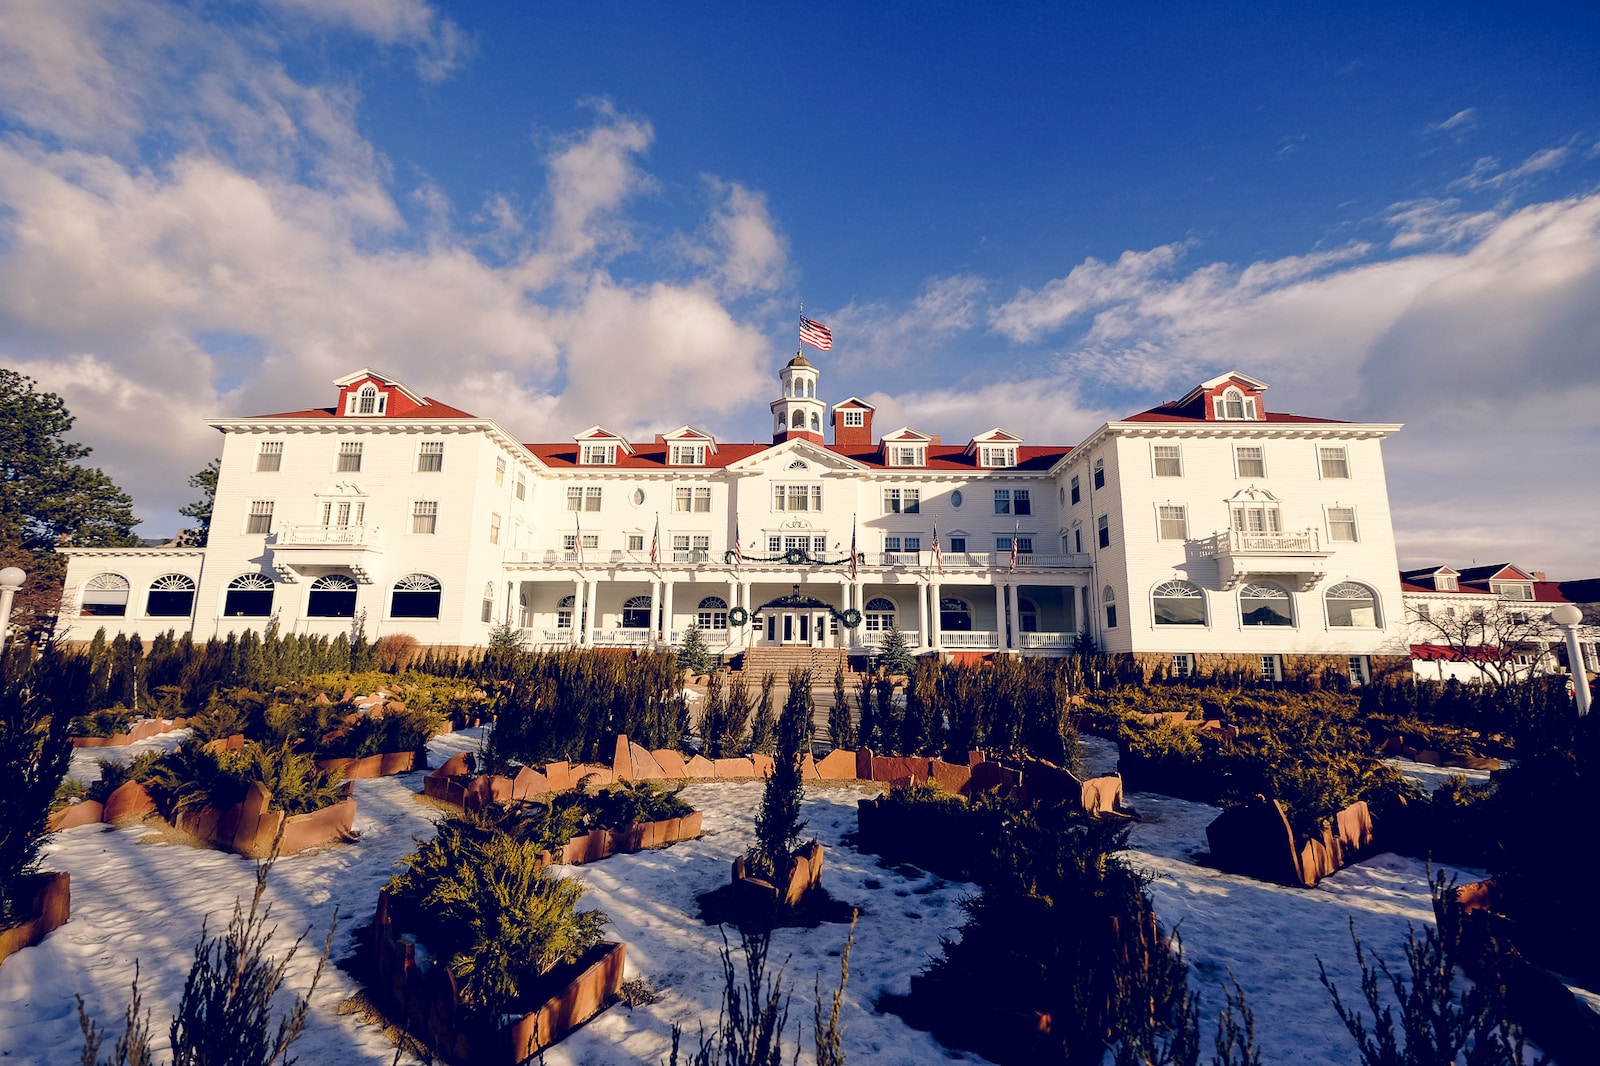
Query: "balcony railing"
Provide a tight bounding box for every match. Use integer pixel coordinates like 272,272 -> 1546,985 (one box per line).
500,547 -> 1091,571
275,524 -> 380,547
1196,529 -> 1321,556
941,630 -> 998,647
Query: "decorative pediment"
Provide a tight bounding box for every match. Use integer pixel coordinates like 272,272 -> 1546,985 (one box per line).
834,396 -> 876,411
332,368 -> 425,405
1225,486 -> 1281,504
571,425 -> 635,453
878,426 -> 933,444
965,427 -> 1024,451
658,425 -> 719,450
727,436 -> 866,473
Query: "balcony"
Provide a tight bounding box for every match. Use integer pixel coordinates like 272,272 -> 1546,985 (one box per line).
499,546 -> 1092,573
275,524 -> 380,548
1195,529 -> 1330,591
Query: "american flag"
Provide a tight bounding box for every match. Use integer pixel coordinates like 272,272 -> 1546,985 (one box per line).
799,316 -> 833,352
733,519 -> 743,565
575,513 -> 585,567
849,515 -> 858,580
1008,519 -> 1019,572
649,514 -> 659,566
932,519 -> 944,575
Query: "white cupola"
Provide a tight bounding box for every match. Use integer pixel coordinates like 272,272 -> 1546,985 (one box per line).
769,354 -> 827,444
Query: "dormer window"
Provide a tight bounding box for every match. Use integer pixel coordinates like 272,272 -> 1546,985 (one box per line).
1216,387 -> 1256,420
1491,581 -> 1533,600
1436,574 -> 1458,591
890,445 -> 925,467
581,443 -> 617,465
346,383 -> 387,416
671,444 -> 707,466
980,446 -> 1017,468
843,410 -> 865,427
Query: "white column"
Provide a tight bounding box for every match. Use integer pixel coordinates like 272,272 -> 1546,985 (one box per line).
916,579 -> 929,650
742,581 -> 755,647
583,578 -> 598,646
930,581 -> 942,650
994,582 -> 1006,650
650,580 -> 662,641
1003,584 -> 1015,651
572,577 -> 585,645
662,579 -> 676,643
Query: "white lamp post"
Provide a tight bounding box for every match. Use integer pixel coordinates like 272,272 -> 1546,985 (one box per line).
1550,603 -> 1591,716
0,566 -> 24,658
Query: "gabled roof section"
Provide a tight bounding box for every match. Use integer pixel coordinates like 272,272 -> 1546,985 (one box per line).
834,396 -> 876,411
1457,563 -> 1534,583
1194,370 -> 1269,395
727,435 -> 867,472
332,368 -> 426,406
571,426 -> 636,455
878,427 -> 934,444
525,442 -> 768,469
658,425 -> 719,452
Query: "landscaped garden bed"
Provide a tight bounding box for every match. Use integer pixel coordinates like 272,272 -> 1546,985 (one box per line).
0,872 -> 70,969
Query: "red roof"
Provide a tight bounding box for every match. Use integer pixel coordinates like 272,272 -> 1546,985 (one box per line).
1399,579 -> 1490,596
1533,582 -> 1571,604
1122,404 -> 1346,425
1411,643 -> 1504,662
246,398 -> 478,420
525,441 -> 1071,471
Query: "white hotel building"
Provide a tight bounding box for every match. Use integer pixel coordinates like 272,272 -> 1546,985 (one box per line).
59,362 -> 1416,681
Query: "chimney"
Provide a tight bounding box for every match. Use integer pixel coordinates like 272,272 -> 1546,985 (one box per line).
1535,571 -> 1547,581
832,402 -> 874,449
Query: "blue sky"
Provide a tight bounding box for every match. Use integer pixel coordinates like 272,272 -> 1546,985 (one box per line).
2,1 -> 1598,574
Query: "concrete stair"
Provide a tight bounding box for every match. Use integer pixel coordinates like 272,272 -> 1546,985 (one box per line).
739,646 -> 858,682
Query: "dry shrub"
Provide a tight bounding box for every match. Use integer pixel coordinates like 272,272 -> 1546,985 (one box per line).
375,633 -> 419,672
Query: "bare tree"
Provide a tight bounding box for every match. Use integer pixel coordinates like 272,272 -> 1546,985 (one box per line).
1405,599 -> 1557,690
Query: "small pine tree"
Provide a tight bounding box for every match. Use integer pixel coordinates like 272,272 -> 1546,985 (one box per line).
874,623 -> 915,676
753,668 -> 811,873
827,666 -> 856,751
872,676 -> 901,755
677,623 -> 714,677
716,672 -> 750,757
700,670 -> 729,757
854,678 -> 875,752
748,672 -> 779,754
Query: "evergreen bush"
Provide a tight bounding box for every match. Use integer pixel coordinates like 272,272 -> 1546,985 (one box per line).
827,665 -> 856,751
677,623 -> 715,676
747,672 -> 778,755
873,623 -> 915,675
751,668 -> 810,877
0,644 -> 79,920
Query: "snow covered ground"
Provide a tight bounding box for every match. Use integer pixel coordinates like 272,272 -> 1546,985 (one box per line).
1,731 -> 1503,1064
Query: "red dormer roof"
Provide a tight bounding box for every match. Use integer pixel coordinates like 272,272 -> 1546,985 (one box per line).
521,440 -> 1072,471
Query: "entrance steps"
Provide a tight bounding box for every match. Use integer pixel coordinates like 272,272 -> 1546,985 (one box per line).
735,646 -> 864,682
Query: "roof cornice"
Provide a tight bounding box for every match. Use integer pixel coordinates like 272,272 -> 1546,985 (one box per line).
206,417 -> 548,471
1052,420 -> 1404,473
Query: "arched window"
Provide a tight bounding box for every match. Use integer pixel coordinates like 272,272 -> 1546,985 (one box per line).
1222,388 -> 1245,419
1018,597 -> 1040,633
224,574 -> 274,617
791,410 -> 805,429
357,384 -> 378,414
939,597 -> 971,632
864,597 -> 897,633
775,415 -> 785,433
810,412 -> 820,431
146,574 -> 197,617
1240,582 -> 1293,627
391,574 -> 441,619
556,594 -> 574,630
622,594 -> 653,629
1326,583 -> 1378,627
82,573 -> 130,617
309,574 -> 359,618
1103,585 -> 1118,629
1152,580 -> 1206,626
697,596 -> 729,630
481,581 -> 494,624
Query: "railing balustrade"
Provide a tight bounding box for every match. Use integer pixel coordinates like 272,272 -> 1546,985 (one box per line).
276,524 -> 379,546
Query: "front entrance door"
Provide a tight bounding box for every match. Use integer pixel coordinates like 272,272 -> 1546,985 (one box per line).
764,609 -> 817,646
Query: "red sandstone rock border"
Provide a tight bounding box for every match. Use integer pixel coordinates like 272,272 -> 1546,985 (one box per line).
0,873 -> 70,971
70,717 -> 189,748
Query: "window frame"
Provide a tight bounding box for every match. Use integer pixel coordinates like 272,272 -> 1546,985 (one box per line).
246,499 -> 274,535
1093,458 -> 1105,490
773,483 -> 823,511
1234,445 -> 1266,479
417,440 -> 445,472
1327,506 -> 1358,543
993,489 -> 1011,515
1152,444 -> 1183,477
1157,504 -> 1188,541
1318,446 -> 1351,479
1239,581 -> 1295,627
842,409 -> 865,428
411,499 -> 439,535
1326,582 -> 1379,628
671,443 -> 707,466
1152,580 -> 1207,626
1097,514 -> 1110,549
256,440 -> 283,472
1070,475 -> 1081,504
336,440 -> 363,472
581,443 -> 617,465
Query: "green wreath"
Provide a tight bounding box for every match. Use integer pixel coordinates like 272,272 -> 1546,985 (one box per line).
783,546 -> 808,565
728,605 -> 750,626
839,607 -> 863,629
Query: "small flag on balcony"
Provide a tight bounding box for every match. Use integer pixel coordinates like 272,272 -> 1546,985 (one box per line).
575,513 -> 585,567
849,515 -> 858,580
932,520 -> 944,575
734,519 -> 743,566
649,513 -> 659,566
799,316 -> 834,352
1008,519 -> 1019,572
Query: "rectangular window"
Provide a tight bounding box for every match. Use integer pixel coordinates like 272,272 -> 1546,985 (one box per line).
412,500 -> 438,534
994,489 -> 1011,514
1097,514 -> 1110,548
567,486 -> 584,511
1328,507 -> 1358,542
675,487 -> 693,512
568,486 -> 601,511
774,484 -> 822,511
246,500 -> 274,534
843,409 -> 865,427
884,535 -> 901,552
1260,654 -> 1281,682
256,441 -> 283,472
1093,458 -> 1105,489
495,456 -> 506,486
1070,475 -> 1081,504
768,535 -> 781,553
1073,528 -> 1082,553
1416,603 -> 1431,621
694,487 -> 711,512
1235,446 -> 1265,478
1158,505 -> 1188,540
883,488 -> 921,514
582,443 -> 616,465
584,486 -> 601,511
671,443 -> 706,465
948,536 -> 966,552
489,512 -> 501,545
515,475 -> 526,501
1013,489 -> 1031,515
1348,655 -> 1368,686
1153,444 -> 1183,477
903,536 -> 922,551
563,533 -> 599,551
1319,446 -> 1350,478
980,446 -> 1017,468
1105,604 -> 1117,628
337,441 -> 362,472
1492,582 -> 1533,600
1172,653 -> 1194,678
417,440 -> 444,472
891,445 -> 924,467
622,533 -> 641,552
1232,506 -> 1282,534
995,535 -> 1032,554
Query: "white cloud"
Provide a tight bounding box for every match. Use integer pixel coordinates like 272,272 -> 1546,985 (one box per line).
0,4 -> 790,530
265,0 -> 466,80
831,275 -> 989,367
1384,198 -> 1501,249
1451,145 -> 1571,192
989,244 -> 1184,341
864,378 -> 1120,449
1427,108 -> 1477,135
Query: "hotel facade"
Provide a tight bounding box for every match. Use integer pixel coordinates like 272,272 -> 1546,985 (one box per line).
60,361 -> 1421,682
